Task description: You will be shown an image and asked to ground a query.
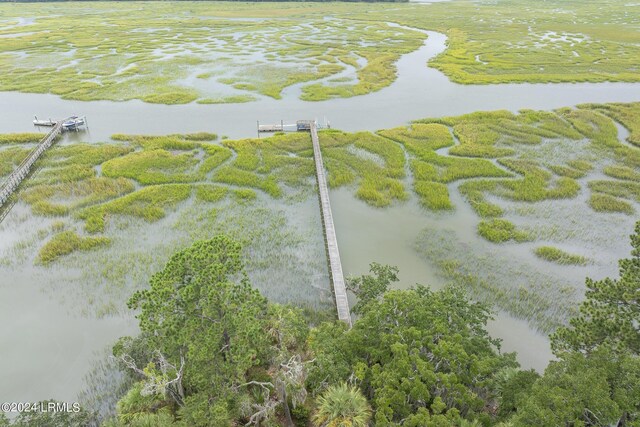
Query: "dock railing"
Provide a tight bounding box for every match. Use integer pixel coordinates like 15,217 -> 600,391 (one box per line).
310,122 -> 352,327
0,119 -> 66,212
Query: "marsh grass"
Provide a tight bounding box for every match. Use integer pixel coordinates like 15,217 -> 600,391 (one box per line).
588,193 -> 635,215
603,165 -> 640,182
589,180 -> 640,202
0,3 -> 424,104
548,165 -> 588,179
534,246 -> 588,265
232,188 -> 258,201
414,181 -> 452,210
319,131 -> 408,207
195,184 -> 228,203
77,184 -> 192,233
0,133 -> 44,144
37,230 -> 110,264
0,146 -> 31,177
361,0 -> 640,85
497,159 -> 580,202
102,149 -> 200,185
213,166 -> 282,198
2,0 -> 637,108
458,180 -> 503,218
478,219 -> 531,243
379,123 -> 514,210
178,132 -> 218,142
415,229 -> 578,333
584,103 -> 640,147
408,107 -> 637,230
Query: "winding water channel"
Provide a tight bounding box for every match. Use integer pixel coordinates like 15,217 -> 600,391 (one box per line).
1,23 -> 639,403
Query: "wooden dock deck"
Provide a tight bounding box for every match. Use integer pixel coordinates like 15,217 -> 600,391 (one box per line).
310,122 -> 352,327
0,120 -> 65,212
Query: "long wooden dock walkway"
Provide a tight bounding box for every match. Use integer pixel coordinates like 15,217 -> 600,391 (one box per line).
310,122 -> 352,328
0,120 -> 65,211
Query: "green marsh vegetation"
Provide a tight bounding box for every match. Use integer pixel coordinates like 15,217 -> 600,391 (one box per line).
216,132 -> 316,199
415,228 -> 579,333
1,0 -> 638,106
534,246 -> 588,266
477,218 -> 531,243
0,2 -> 423,104
37,230 -> 111,265
1,102 -> 638,326
398,104 -> 639,332
379,122 -> 511,210
412,106 -> 640,228
0,132 -> 44,145
358,0 -> 640,85
319,130 -> 407,207
588,193 -> 635,215
585,102 -> 640,147
0,131 -> 331,316
0,146 -> 31,178
378,108 -> 590,218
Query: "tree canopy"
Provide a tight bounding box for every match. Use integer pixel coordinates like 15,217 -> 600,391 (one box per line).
13,223 -> 636,426
552,221 -> 640,355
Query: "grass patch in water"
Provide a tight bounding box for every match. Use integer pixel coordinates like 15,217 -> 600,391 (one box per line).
141,90 -> 199,105
37,231 -> 110,265
548,164 -> 588,179
102,149 -> 199,185
414,181 -> 452,210
478,219 -> 531,243
179,132 -> 218,142
589,180 -> 640,202
379,123 -> 454,153
197,95 -> 255,104
77,184 -> 192,233
232,188 -> 258,201
195,184 -> 228,203
213,166 -> 282,198
534,246 -> 588,266
449,144 -> 515,158
0,147 -> 31,177
458,180 -> 503,218
603,165 -> 640,182
497,159 -> 580,202
588,193 -> 634,215
0,133 -> 45,144
199,145 -> 233,174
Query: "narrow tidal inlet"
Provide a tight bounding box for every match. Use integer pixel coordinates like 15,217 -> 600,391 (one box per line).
0,23 -> 639,404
